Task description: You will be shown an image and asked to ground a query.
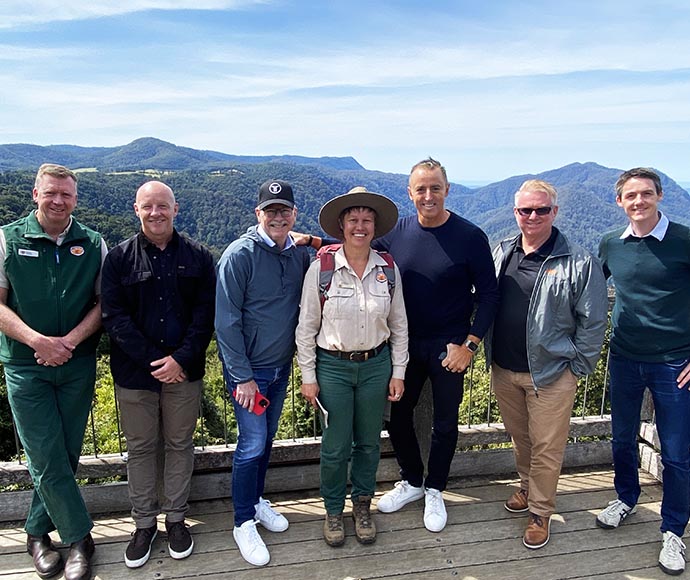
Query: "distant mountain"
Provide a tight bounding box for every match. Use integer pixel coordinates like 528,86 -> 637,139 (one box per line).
0,137 -> 364,172
0,139 -> 688,255
453,162 -> 690,252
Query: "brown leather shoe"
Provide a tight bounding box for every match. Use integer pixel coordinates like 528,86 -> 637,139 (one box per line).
504,488 -> 529,513
523,512 -> 551,549
323,513 -> 345,547
27,534 -> 63,579
352,495 -> 376,544
64,533 -> 95,580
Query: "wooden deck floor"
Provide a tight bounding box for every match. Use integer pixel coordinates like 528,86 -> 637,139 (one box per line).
0,468 -> 675,580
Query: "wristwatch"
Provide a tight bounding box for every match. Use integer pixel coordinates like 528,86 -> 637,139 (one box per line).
464,339 -> 480,353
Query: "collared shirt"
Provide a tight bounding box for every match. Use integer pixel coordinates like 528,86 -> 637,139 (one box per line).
141,234 -> 184,350
296,246 -> 409,384
619,211 -> 669,241
257,225 -> 295,251
492,228 -> 558,372
0,211 -> 107,291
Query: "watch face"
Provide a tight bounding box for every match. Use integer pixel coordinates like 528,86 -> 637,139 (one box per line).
465,340 -> 479,352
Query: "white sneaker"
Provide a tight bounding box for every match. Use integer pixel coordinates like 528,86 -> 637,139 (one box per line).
255,497 -> 289,532
423,488 -> 447,532
659,531 -> 686,576
596,499 -> 637,529
233,519 -> 270,566
377,480 -> 424,513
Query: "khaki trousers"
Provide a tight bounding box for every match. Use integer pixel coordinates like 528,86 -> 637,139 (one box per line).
116,380 -> 202,528
491,364 -> 577,516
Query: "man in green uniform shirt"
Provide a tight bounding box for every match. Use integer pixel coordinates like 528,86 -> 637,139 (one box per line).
0,164 -> 105,580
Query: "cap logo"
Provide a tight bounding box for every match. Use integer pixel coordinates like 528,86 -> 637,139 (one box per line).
269,182 -> 282,195
70,246 -> 85,256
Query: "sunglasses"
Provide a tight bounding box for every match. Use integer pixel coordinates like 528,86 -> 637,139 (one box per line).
516,206 -> 552,217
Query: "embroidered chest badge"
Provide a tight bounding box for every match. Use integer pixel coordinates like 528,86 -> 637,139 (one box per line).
70,246 -> 85,256
376,271 -> 388,283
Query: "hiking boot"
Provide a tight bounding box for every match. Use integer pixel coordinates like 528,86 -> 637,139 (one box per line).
166,521 -> 193,560
352,495 -> 376,544
659,531 -> 686,576
423,488 -> 447,532
377,480 -> 424,513
323,513 -> 345,547
124,525 -> 157,568
596,499 -> 637,529
504,488 -> 529,513
27,534 -> 63,578
255,497 -> 289,532
233,519 -> 269,566
523,512 -> 551,549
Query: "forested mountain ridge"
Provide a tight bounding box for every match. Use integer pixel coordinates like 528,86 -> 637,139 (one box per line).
0,139 -> 688,256
0,137 -> 363,172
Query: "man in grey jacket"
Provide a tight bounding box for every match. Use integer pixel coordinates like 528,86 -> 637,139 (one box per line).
485,179 -> 607,550
215,180 -> 311,567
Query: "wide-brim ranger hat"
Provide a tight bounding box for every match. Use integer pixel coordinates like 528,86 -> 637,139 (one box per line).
318,186 -> 398,239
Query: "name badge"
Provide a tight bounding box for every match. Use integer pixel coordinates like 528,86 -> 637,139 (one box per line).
18,249 -> 39,258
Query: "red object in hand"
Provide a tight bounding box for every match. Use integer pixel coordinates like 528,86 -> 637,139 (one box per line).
233,389 -> 270,415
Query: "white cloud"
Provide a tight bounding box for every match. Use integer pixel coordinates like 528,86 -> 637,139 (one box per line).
0,0 -> 271,28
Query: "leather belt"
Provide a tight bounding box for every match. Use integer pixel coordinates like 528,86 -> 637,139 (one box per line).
319,342 -> 387,362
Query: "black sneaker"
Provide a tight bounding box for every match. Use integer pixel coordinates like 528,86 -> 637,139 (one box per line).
124,525 -> 157,568
166,521 -> 193,560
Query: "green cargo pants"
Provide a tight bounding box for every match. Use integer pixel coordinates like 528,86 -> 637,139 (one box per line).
5,355 -> 96,543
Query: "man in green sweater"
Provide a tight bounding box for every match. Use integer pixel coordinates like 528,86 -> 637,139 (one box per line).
0,164 -> 105,580
597,167 -> 690,576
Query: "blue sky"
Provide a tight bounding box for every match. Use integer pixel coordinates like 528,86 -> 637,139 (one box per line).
1,0 -> 689,183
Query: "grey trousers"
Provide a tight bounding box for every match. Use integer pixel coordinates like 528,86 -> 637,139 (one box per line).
116,380 -> 202,528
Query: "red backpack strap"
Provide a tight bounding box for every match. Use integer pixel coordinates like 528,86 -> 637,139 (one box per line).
374,250 -> 396,298
317,244 -> 342,308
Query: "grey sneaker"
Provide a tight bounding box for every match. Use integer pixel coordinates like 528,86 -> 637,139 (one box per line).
377,480 -> 424,513
659,531 -> 686,576
596,499 -> 637,529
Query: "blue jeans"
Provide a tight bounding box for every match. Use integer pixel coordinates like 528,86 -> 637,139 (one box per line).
225,363 -> 290,527
610,352 -> 690,536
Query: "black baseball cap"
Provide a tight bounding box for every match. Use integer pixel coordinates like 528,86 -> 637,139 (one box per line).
257,180 -> 295,210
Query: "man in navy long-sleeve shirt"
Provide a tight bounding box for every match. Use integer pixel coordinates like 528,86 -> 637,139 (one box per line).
374,158 -> 499,532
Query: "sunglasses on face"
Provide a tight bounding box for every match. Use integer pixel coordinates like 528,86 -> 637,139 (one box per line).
515,206 -> 552,217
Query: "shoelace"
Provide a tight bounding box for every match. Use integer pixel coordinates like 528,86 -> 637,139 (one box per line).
244,520 -> 263,547
327,515 -> 343,531
354,504 -> 372,528
426,491 -> 442,511
666,534 -> 687,557
390,481 -> 410,498
257,500 -> 279,522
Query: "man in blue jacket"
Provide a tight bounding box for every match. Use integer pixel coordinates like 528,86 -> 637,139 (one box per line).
485,179 -> 607,549
101,180 -> 215,569
215,180 -> 310,566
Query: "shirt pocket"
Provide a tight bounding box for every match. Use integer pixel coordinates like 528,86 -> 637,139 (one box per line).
324,284 -> 356,320
368,282 -> 391,320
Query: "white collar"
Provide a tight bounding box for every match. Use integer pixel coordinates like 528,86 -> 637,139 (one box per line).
620,211 -> 669,241
257,225 -> 294,251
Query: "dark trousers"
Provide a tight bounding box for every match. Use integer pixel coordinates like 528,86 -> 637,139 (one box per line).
5,357 -> 96,543
387,337 -> 464,491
